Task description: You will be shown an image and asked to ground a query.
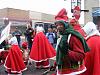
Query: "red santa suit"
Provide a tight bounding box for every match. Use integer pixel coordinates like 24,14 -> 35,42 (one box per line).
57,34 -> 87,75
55,9 -> 89,75
81,22 -> 100,75
29,27 -> 56,68
4,36 -> 27,74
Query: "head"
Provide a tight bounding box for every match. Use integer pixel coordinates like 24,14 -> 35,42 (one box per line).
15,27 -> 18,29
12,32 -> 15,37
36,26 -> 44,34
82,22 -> 100,38
69,18 -> 78,26
83,22 -> 97,35
15,27 -> 19,31
27,24 -> 32,29
48,28 -> 53,33
53,28 -> 57,32
22,42 -> 27,49
55,20 -> 69,34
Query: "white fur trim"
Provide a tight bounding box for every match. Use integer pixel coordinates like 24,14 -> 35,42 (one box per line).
67,34 -> 71,44
57,67 -> 86,75
82,22 -> 100,39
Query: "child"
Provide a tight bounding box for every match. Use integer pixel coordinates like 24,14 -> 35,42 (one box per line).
22,42 -> 29,65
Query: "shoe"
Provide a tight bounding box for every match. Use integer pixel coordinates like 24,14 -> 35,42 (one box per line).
29,62 -> 32,65
5,70 -> 12,74
50,66 -> 56,71
5,70 -> 8,73
10,72 -> 21,74
5,70 -> 21,74
0,62 -> 3,66
24,61 -> 28,65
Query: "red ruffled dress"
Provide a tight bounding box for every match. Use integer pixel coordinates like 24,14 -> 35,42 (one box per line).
4,36 -> 27,74
29,32 -> 56,68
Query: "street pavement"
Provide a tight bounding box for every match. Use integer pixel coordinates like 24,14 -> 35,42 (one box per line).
0,60 -> 56,75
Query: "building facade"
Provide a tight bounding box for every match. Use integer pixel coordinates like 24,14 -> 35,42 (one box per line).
0,8 -> 55,33
84,0 -> 99,23
84,0 -> 100,31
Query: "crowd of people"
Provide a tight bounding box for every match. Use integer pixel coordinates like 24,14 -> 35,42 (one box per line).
0,6 -> 100,75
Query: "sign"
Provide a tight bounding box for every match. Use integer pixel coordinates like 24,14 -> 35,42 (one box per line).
0,22 -> 11,44
10,21 -> 28,26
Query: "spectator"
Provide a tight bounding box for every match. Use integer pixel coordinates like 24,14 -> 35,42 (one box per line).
24,24 -> 34,50
52,27 -> 57,48
46,28 -> 55,46
12,27 -> 22,48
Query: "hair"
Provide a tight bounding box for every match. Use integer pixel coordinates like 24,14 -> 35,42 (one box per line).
16,27 -> 18,29
36,26 -> 44,33
55,20 -> 69,29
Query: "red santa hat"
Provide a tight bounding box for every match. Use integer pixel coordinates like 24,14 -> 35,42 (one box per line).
73,6 -> 80,11
73,6 -> 81,20
22,42 -> 27,49
55,8 -> 68,22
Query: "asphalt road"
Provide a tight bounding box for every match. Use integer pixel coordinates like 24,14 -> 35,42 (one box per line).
0,60 -> 56,75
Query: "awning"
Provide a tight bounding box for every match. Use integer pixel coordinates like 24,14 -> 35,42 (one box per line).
92,10 -> 100,17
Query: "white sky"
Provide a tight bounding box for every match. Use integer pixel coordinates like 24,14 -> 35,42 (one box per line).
0,0 -> 71,15
0,0 -> 84,24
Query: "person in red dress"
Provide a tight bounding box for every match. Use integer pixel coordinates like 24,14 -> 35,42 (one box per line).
29,26 -> 56,69
81,22 -> 100,75
4,35 -> 27,74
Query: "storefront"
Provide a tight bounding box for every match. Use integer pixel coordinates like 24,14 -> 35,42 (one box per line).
92,8 -> 100,32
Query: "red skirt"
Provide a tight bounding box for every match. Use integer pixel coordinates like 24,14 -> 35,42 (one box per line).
29,32 -> 56,62
4,45 -> 27,73
1,50 -> 9,63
